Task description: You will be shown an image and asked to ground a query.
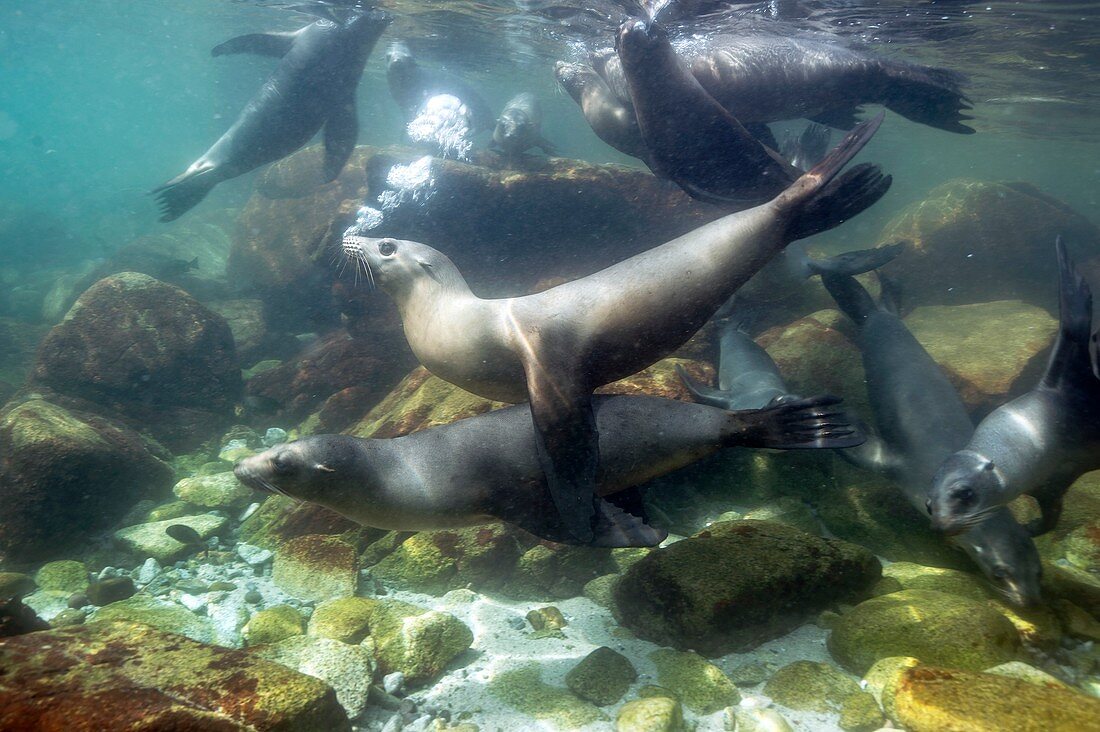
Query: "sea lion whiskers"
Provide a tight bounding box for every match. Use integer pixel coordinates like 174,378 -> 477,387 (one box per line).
342,235 -> 377,290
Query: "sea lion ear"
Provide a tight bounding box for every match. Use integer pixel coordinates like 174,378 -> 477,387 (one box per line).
314,463 -> 336,473
981,459 -> 996,472
419,260 -> 444,284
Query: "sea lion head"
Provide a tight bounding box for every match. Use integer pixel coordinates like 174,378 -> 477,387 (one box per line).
234,436 -> 367,506
927,450 -> 1003,535
493,108 -> 527,148
615,18 -> 670,63
956,523 -> 1044,608
554,61 -> 598,103
342,235 -> 462,298
386,40 -> 415,70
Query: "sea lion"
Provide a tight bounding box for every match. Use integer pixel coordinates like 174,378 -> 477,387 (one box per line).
780,123 -> 832,172
928,238 -> 1100,537
491,92 -> 555,158
553,60 -> 651,164
151,8 -> 391,222
342,118 -> 890,543
822,271 -> 1042,607
386,41 -> 495,133
234,395 -> 859,547
616,20 -> 802,205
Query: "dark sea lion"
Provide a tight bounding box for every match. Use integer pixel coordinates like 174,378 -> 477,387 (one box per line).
152,8 -> 391,222
679,318 -> 797,411
385,41 -> 495,133
342,121 -> 889,543
491,92 -> 555,158
616,20 -> 801,205
234,395 -> 859,547
928,238 -> 1100,537
553,60 -> 651,164
822,271 -> 1042,607
780,123 -> 832,172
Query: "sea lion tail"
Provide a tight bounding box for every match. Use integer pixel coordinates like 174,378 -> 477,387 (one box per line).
883,64 -> 975,134
779,113 -> 892,241
724,395 -> 864,450
150,169 -> 217,222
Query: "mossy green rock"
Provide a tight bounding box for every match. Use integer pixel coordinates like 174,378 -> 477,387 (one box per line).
649,648 -> 739,714
490,664 -> 605,728
862,656 -> 920,717
743,497 -> 821,535
308,597 -> 374,644
238,494 -> 362,552
505,542 -> 615,600
354,598 -> 472,684
615,696 -> 683,732
983,661 -> 1071,689
0,572 -> 35,598
113,514 -> 228,564
33,561 -> 88,594
249,635 -> 374,719
173,472 -> 254,509
614,520 -> 881,655
271,534 -> 358,603
91,595 -> 216,644
828,589 -> 1021,674
838,690 -> 885,732
883,561 -> 991,601
144,500 -> 193,523
242,604 -> 307,646
763,660 -> 862,713
583,573 -> 620,608
0,620 -> 349,730
893,665 -> 1100,731
565,647 -> 637,706
1064,521 -> 1100,573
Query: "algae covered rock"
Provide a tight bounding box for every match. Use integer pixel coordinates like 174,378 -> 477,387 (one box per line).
250,635 -> 375,719
271,534 -> 358,603
763,660 -> 862,713
0,572 -> 35,598
242,604 -> 307,646
892,665 -> 1100,731
33,561 -> 88,594
173,472 -> 254,509
882,561 -> 991,601
308,597 -> 374,644
614,520 -> 880,654
0,620 -> 349,730
649,648 -> 739,714
828,589 -> 1021,674
353,598 -> 472,684
565,646 -> 637,706
91,595 -> 216,644
490,664 -> 606,728
615,696 -> 684,732
983,661 -> 1070,689
113,514 -> 228,564
238,493 -> 364,551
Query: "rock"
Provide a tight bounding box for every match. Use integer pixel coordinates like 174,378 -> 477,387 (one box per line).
583,574 -> 620,608
1065,521 -> 1100,573
505,542 -> 616,601
983,661 -> 1071,689
827,589 -> 1021,674
145,500 -> 193,523
1052,600 -> 1100,642
613,521 -> 881,655
742,497 -> 821,536
565,647 -> 637,706
356,598 -> 473,684
308,597 -> 374,644
271,534 -> 358,603
49,608 -> 86,628
763,660 -> 862,713
208,298 -> 297,366
250,635 -> 375,719
729,662 -> 773,687
383,671 -> 404,696
239,494 -> 364,551
173,472 -> 254,509
33,561 -> 88,594
0,573 -> 35,598
85,577 -> 135,607
905,300 -> 1057,415
0,620 -> 349,730
876,179 -> 1100,310
30,272 -> 241,449
891,665 -> 1100,731
0,399 -> 174,567
649,649 -> 739,714
237,543 -> 274,566
91,595 -> 216,644
730,706 -> 794,732
839,691 -> 885,732
882,561 -> 992,601
113,514 -> 228,564
243,604 -> 307,646
526,606 -> 567,632
862,656 -> 920,715
615,696 -> 684,732
1042,561 -> 1100,620
489,664 -> 606,728
134,557 -> 161,585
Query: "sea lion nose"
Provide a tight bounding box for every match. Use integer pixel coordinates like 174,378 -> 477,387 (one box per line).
342,235 -> 367,257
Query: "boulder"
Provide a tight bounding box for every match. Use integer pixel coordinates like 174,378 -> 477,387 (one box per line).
565,647 -> 637,706
249,635 -> 375,719
91,596 -> 216,644
615,696 -> 684,732
31,272 -> 241,449
242,604 -> 307,646
238,495 -> 367,552
271,535 -> 358,603
173,472 -> 255,509
763,660 -> 864,714
0,572 -> 35,598
0,398 -> 174,567
827,589 -> 1021,674
0,620 -> 349,730
307,597 -> 374,644
352,598 -> 472,684
876,179 -> 1100,310
113,514 -> 228,564
613,521 -> 881,655
649,648 -> 740,714
33,561 -> 88,594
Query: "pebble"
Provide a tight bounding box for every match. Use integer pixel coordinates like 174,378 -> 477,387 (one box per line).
67,593 -> 90,609
135,557 -> 161,585
244,590 -> 263,604
383,671 -> 405,695
176,579 -> 209,594
238,502 -> 260,522
208,581 -> 237,592
237,543 -> 273,566
263,428 -> 288,447
506,616 -> 526,630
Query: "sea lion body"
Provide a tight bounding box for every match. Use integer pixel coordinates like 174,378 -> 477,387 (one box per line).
929,238 -> 1100,536
234,395 -> 857,546
344,122 -> 889,543
554,61 -> 650,163
822,271 -> 1043,606
152,9 -> 391,221
492,92 -> 555,157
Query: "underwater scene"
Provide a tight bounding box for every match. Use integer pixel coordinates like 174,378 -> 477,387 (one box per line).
3,0 -> 1100,729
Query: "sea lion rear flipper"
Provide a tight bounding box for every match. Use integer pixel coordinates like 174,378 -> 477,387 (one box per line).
804,241 -> 906,278
211,31 -> 298,58
323,98 -> 359,182
821,271 -> 878,326
743,122 -> 780,151
525,364 -> 600,544
809,106 -> 863,130
1039,236 -> 1097,395
724,395 -> 864,450
675,363 -> 733,409
590,499 -> 668,548
150,166 -> 218,223
836,429 -> 905,478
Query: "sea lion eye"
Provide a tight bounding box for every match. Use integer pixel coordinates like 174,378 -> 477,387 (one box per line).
952,486 -> 975,504
379,240 -> 397,256
271,455 -> 294,475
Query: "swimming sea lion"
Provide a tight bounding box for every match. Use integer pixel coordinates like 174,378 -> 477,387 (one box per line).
928,238 -> 1100,537
343,118 -> 890,543
234,395 -> 859,547
386,41 -> 495,133
553,61 -> 651,164
491,92 -> 555,158
616,20 -> 801,205
822,271 -> 1042,607
780,123 -> 832,172
152,8 -> 391,222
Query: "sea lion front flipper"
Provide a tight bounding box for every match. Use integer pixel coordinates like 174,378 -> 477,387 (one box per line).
524,363 -> 599,544
804,241 -> 907,278
211,31 -> 299,58
1028,485 -> 1067,536
675,363 -> 733,409
835,427 -> 905,478
150,164 -> 218,223
536,136 -> 557,156
323,98 -> 359,181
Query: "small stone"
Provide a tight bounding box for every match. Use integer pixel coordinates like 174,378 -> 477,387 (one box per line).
237,543 -> 274,566
176,578 -> 209,594
649,648 -> 739,714
218,439 -> 254,463
763,660 -> 862,713
0,572 -> 36,598
526,606 -> 567,631
440,589 -> 479,605
309,597 -> 374,644
67,593 -> 90,609
263,428 -> 288,447
85,577 -> 136,607
380,714 -> 403,732
244,590 -> 263,604
728,662 -> 772,687
384,671 -> 406,695
566,646 -> 637,706
49,607 -> 86,628
243,604 -> 307,645
838,691 -> 884,732
145,500 -> 193,523
135,557 -> 162,585
208,581 -> 237,592
97,567 -> 119,580
34,561 -> 89,594
734,706 -> 794,732
506,616 -> 526,630
616,696 -> 683,732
